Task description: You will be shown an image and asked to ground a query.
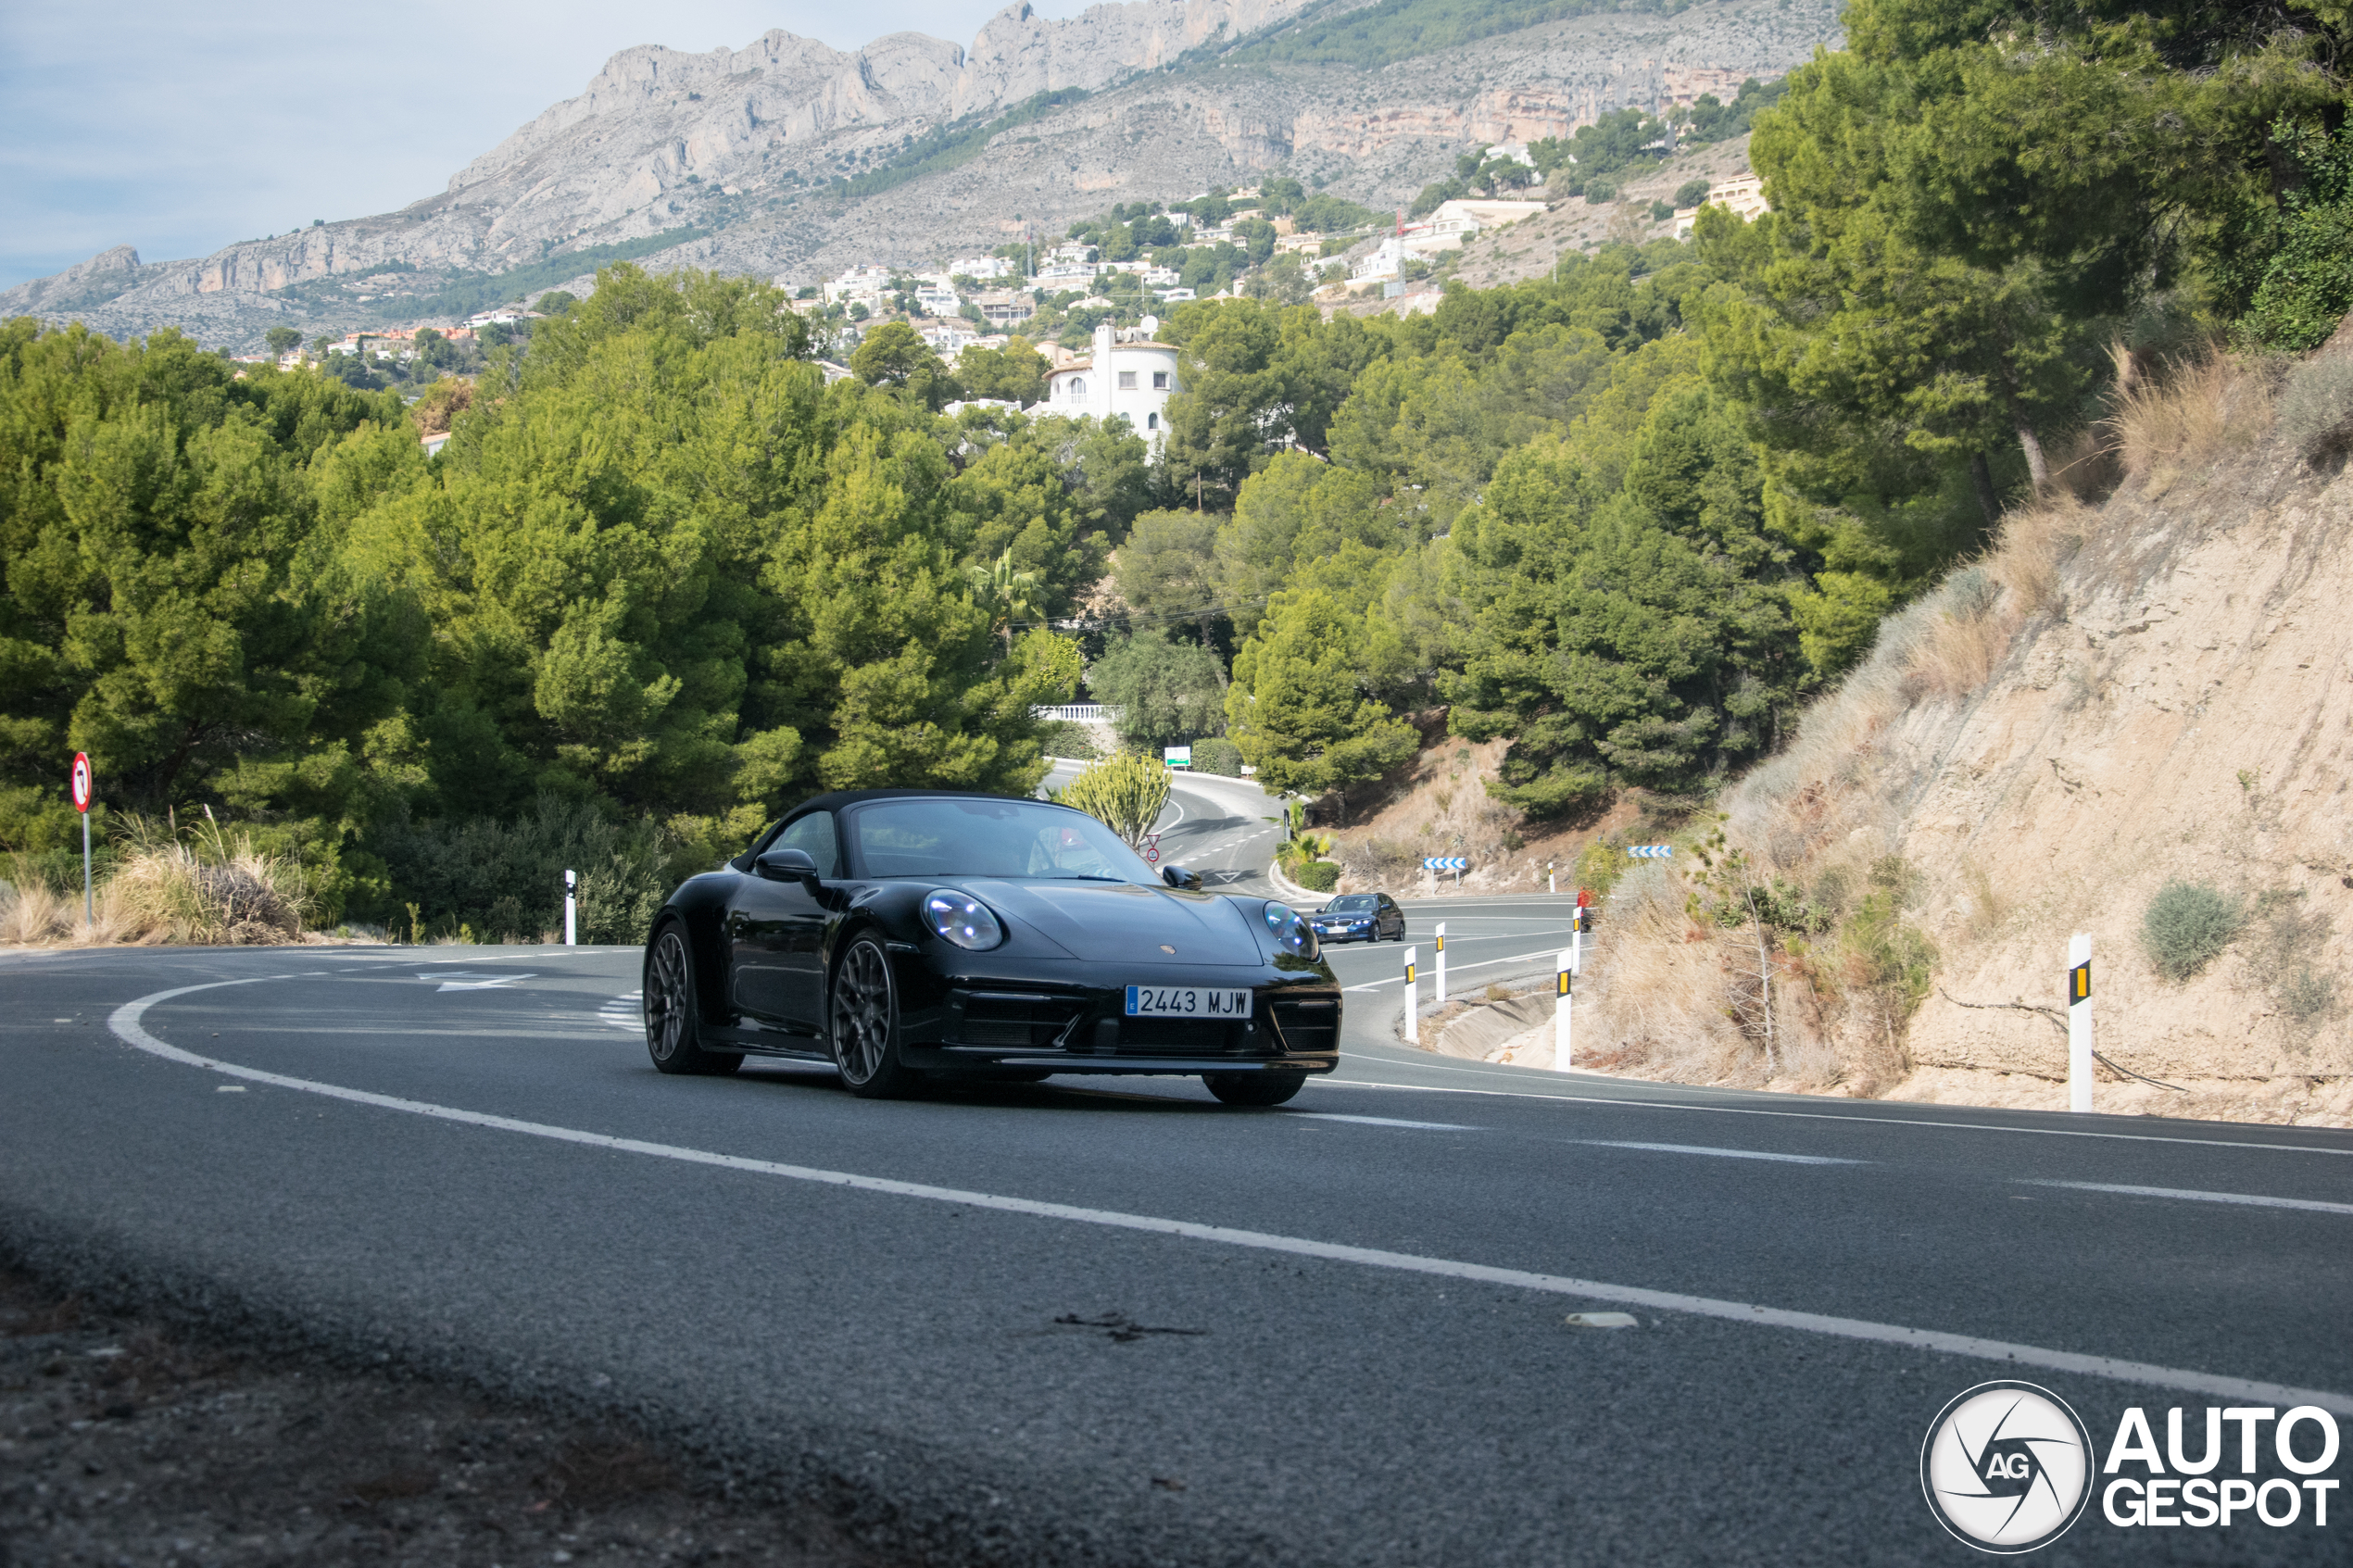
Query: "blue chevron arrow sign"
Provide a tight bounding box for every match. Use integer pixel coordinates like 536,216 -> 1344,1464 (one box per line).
1421,857 -> 1468,871
1627,845 -> 1673,859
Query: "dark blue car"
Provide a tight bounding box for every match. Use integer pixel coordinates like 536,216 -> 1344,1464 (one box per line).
1306,892 -> 1405,944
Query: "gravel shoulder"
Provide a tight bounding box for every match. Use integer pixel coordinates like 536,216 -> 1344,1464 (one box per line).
0,1265 -> 885,1568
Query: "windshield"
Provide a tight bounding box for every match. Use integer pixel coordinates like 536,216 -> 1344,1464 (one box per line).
849,797 -> 1160,883
1325,896 -> 1375,911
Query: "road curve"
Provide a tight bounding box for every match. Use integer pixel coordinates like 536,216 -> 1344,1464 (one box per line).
4,886 -> 2350,1562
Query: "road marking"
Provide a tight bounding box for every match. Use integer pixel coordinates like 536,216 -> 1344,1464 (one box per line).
598,989 -> 643,1033
1577,1139 -> 1861,1166
1295,1112 -> 1478,1131
1342,947 -> 1567,991
421,972 -> 536,992
1321,1075 -> 2353,1159
104,974 -> 2353,1416
2022,1180 -> 2353,1215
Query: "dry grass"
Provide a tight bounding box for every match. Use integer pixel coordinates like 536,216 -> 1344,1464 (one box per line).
2103,350 -> 2274,496
1982,495 -> 2085,618
0,817 -> 314,947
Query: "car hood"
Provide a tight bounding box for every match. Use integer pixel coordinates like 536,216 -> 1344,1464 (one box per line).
962,880 -> 1265,966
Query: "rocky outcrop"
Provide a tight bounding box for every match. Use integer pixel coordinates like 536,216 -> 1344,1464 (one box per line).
6,0 -> 1840,349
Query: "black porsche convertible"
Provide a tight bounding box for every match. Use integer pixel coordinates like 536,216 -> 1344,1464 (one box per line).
641,789 -> 1341,1105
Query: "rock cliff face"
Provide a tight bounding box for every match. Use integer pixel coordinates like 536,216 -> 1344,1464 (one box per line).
2,0 -> 1839,348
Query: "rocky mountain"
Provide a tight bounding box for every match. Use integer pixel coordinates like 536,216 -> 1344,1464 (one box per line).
4,0 -> 1840,349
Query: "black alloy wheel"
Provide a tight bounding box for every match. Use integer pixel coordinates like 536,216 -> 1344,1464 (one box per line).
645,924 -> 742,1076
830,935 -> 922,1098
1204,1071 -> 1307,1107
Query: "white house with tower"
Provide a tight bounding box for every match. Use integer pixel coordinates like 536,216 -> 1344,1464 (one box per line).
1043,320 -> 1181,448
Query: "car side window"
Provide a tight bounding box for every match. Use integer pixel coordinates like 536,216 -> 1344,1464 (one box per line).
773,811 -> 840,877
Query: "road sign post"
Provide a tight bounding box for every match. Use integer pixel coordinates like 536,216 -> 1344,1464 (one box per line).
1434,922 -> 1446,1005
1403,945 -> 1418,1045
2067,933 -> 2092,1113
1627,845 -> 1672,859
69,752 -> 92,930
564,869 -> 577,947
1554,947 -> 1574,1071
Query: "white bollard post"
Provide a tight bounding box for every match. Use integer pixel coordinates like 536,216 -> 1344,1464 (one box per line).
564,869 -> 577,947
1572,916 -> 1582,977
1403,945 -> 1418,1045
1548,863 -> 1556,896
1434,922 -> 1447,1005
1554,946 -> 1574,1072
2068,933 -> 2092,1113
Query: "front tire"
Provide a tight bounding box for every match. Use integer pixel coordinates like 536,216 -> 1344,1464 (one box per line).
645,924 -> 741,1076
830,935 -> 923,1098
1204,1071 -> 1306,1107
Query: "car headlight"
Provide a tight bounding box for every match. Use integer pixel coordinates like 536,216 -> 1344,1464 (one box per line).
1264,903 -> 1320,960
925,890 -> 1005,950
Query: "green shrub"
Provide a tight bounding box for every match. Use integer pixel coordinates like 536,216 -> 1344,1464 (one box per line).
2277,354 -> 2353,464
2281,966 -> 2340,1024
372,796 -> 672,945
2140,879 -> 2244,982
1673,179 -> 1709,208
1191,736 -> 1244,776
1039,720 -> 1101,759
1295,859 -> 1340,892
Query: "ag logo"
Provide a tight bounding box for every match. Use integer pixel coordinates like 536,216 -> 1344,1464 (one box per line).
1921,1382 -> 2094,1553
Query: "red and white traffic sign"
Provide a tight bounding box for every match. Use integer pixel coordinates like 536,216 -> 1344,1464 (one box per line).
69,752 -> 92,813
1142,833 -> 1161,865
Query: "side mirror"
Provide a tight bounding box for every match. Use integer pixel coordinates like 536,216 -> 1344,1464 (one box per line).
755,847 -> 820,884
1160,864 -> 1202,891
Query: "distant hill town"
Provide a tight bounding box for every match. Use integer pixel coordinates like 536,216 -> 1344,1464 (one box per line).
0,0 -> 1837,352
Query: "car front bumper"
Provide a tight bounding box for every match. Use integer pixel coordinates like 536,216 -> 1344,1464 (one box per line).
892,955 -> 1340,1076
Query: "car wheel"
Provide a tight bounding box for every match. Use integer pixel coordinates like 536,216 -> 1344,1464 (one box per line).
1203,1072 -> 1306,1107
644,923 -> 742,1076
830,935 -> 922,1098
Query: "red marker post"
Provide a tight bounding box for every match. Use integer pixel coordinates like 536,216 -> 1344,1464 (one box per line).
69,752 -> 93,929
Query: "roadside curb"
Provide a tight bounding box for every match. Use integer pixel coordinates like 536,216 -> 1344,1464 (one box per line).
1266,859 -> 1321,905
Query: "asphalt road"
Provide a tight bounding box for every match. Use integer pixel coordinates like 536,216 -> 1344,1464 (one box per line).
5,793 -> 2349,1564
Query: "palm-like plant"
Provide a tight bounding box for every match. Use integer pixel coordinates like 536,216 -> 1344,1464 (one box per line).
968,546 -> 1046,651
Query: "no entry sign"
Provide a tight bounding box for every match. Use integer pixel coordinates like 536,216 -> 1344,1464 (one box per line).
69,752 -> 91,812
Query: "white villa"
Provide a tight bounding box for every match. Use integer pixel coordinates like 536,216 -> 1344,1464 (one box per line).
1044,320 -> 1180,448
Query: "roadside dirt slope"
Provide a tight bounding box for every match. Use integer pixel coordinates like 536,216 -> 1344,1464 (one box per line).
1580,340 -> 2353,1125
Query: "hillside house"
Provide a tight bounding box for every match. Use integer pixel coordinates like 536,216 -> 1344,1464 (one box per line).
1043,320 -> 1179,448
976,291 -> 1036,325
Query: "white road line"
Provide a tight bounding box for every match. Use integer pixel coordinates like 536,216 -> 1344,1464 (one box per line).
101,973 -> 2353,1415
1577,1140 -> 1862,1166
597,989 -> 643,1033
1319,1075 -> 2353,1158
1295,1113 -> 1478,1131
1342,947 -> 1566,990
2022,1180 -> 2353,1215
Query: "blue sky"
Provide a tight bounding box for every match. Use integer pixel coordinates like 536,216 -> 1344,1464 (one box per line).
0,1 -> 1098,290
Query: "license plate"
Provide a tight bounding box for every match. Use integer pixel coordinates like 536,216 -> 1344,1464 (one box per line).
1125,985 -> 1252,1019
